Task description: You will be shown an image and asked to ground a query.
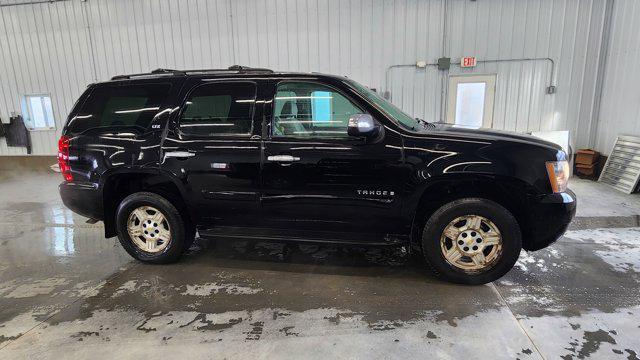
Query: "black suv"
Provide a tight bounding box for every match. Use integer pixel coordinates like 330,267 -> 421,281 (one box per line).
58,66 -> 576,284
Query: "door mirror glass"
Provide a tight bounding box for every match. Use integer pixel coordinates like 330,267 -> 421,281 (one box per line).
347,113 -> 381,139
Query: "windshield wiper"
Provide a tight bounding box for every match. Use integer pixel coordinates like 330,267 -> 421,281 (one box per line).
415,117 -> 436,130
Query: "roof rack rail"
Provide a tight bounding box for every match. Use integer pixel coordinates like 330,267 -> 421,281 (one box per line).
111,68 -> 185,80
111,65 -> 273,80
151,68 -> 184,74
227,65 -> 274,73
183,65 -> 273,75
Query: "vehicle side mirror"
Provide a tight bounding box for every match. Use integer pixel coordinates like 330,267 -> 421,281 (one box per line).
347,114 -> 382,140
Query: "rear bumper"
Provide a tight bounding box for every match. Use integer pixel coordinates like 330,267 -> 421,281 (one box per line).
59,181 -> 103,220
523,189 -> 577,251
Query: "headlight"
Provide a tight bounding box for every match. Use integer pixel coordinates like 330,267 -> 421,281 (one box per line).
546,160 -> 570,193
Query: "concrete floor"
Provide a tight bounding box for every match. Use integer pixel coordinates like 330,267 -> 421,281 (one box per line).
1,171 -> 640,359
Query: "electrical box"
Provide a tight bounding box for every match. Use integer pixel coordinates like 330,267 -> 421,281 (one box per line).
437,57 -> 451,70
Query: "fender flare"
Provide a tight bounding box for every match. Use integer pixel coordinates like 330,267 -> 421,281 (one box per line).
101,168 -> 193,238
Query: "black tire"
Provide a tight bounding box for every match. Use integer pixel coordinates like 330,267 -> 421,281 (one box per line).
116,192 -> 192,264
421,198 -> 522,285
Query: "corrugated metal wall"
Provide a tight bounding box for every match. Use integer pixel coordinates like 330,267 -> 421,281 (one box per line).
0,0 -> 610,155
594,0 -> 640,154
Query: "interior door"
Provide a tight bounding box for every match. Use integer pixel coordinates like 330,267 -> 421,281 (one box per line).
260,80 -> 405,239
446,74 -> 496,128
161,79 -> 263,228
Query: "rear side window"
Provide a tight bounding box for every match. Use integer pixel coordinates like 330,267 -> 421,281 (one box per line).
179,82 -> 256,136
66,83 -> 171,134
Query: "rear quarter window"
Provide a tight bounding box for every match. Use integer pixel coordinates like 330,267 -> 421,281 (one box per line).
65,83 -> 172,135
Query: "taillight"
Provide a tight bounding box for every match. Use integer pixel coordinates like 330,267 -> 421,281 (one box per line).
58,135 -> 73,181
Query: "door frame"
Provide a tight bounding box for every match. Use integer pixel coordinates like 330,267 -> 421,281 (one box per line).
446,74 -> 496,128
159,77 -> 265,228
257,78 -> 407,236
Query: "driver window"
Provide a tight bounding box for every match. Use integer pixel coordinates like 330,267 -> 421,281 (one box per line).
272,82 -> 362,138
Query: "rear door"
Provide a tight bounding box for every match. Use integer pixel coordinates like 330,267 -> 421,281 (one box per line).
260,79 -> 406,240
161,78 -> 264,228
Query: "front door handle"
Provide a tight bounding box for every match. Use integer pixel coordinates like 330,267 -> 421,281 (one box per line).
164,151 -> 195,160
267,155 -> 301,162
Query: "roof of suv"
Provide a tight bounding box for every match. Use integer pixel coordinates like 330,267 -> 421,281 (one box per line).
107,65 -> 347,83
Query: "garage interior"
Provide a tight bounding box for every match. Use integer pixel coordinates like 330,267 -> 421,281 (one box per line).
1,0 -> 640,358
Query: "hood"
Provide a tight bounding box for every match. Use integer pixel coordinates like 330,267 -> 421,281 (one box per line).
431,124 -> 562,151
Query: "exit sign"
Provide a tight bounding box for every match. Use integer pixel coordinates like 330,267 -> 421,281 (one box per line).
461,57 -> 477,68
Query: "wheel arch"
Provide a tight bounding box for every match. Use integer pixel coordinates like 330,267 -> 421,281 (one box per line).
409,174 -> 536,251
101,169 -> 193,238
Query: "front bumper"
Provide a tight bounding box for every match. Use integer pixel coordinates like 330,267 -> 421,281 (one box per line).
523,189 -> 577,251
59,181 -> 103,220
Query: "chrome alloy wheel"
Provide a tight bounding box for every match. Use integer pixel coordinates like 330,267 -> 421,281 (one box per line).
127,206 -> 171,253
439,215 -> 503,272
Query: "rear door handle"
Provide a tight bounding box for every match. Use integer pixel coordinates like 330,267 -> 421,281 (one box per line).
164,151 -> 195,160
267,155 -> 301,162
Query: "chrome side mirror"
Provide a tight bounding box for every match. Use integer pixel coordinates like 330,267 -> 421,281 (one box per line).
347,114 -> 382,139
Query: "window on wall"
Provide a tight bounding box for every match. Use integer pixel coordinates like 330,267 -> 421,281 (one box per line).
272,82 -> 362,138
21,94 -> 55,130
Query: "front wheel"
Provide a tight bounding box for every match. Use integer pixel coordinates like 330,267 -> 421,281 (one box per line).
421,198 -> 522,285
116,192 -> 192,264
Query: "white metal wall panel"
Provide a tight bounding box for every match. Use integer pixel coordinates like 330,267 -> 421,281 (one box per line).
85,0 -> 235,79
0,0 -> 609,155
0,0 -> 94,155
595,0 -> 640,154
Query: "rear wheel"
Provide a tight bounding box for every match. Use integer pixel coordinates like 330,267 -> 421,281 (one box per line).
116,192 -> 192,264
421,198 -> 522,285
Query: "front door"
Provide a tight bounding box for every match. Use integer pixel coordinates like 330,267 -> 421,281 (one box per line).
260,80 -> 405,240
161,79 -> 263,228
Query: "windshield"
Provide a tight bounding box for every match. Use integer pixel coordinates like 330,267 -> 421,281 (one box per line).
347,79 -> 421,130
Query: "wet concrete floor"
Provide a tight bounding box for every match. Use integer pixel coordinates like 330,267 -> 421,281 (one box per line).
1,171 -> 639,359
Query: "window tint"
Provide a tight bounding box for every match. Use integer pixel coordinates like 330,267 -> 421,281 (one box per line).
179,82 -> 256,136
273,82 -> 362,138
67,84 -> 171,134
